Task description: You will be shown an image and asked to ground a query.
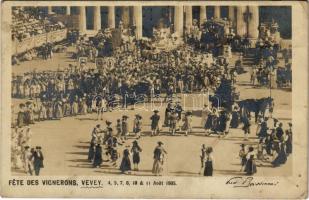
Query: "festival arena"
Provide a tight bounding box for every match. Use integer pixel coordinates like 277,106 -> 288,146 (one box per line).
11,5 -> 292,176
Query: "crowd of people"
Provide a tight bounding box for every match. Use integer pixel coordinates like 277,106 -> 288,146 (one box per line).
239,120 -> 292,175
12,7 -> 67,65
12,7 -> 65,42
12,29 -> 241,128
11,16 -> 293,176
251,20 -> 292,89
11,126 -> 44,176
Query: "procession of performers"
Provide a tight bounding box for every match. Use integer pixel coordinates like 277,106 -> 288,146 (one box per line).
11,14 -> 293,176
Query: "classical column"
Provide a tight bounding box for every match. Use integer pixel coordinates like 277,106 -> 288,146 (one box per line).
236,6 -> 246,36
174,6 -> 184,38
108,6 -> 115,28
228,6 -> 235,22
200,6 -> 207,26
214,6 -> 220,19
133,6 -> 143,39
93,6 -> 101,31
121,6 -> 130,28
79,6 -> 86,32
66,6 -> 71,15
248,6 -> 259,39
47,6 -> 52,14
185,6 -> 192,33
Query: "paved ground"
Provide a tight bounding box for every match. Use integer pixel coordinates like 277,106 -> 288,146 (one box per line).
11,49 -> 292,176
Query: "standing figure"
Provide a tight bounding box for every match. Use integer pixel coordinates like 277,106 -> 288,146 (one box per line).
203,147 -> 214,176
242,114 -> 251,140
88,142 -> 95,162
181,111 -> 192,136
39,102 -> 47,121
121,115 -> 129,140
275,122 -> 284,140
109,146 -> 120,167
164,103 -> 173,126
256,138 -> 266,161
91,124 -> 102,144
200,105 -> 210,127
71,95 -> 79,116
285,123 -> 292,156
93,144 -> 103,168
152,141 -> 167,176
116,119 -> 124,143
244,147 -> 257,175
169,110 -> 178,135
174,102 -> 183,120
17,103 -> 25,127
204,109 -> 214,136
239,144 -> 247,171
265,134 -> 273,156
131,140 -> 142,171
217,110 -> 228,137
23,146 -> 33,175
150,110 -> 160,136
230,105 -> 240,128
53,100 -> 63,120
258,117 -> 268,138
33,146 -> 44,176
133,114 -> 142,139
199,144 -> 207,174
271,138 -> 287,167
119,147 -> 131,174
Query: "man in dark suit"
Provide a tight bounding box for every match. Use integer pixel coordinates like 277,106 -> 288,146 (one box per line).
33,146 -> 44,176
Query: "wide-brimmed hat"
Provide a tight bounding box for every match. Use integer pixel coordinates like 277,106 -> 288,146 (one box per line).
153,110 -> 159,113
158,141 -> 163,145
122,115 -> 129,119
105,120 -> 112,125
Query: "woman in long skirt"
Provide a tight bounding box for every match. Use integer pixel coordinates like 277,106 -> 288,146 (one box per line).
71,96 -> 79,116
39,102 -> 47,121
80,98 -> 88,115
230,106 -> 240,128
46,102 -> 54,120
182,112 -> 192,136
120,148 -> 131,174
121,116 -> 129,140
204,147 -> 214,176
285,130 -> 292,156
204,110 -> 214,135
244,147 -> 257,175
271,141 -> 287,167
93,144 -> 103,168
88,142 -> 95,162
200,105 -> 210,127
53,101 -> 63,119
131,140 -> 142,171
152,141 -> 167,176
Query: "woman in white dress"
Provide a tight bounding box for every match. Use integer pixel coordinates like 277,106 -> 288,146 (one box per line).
200,104 -> 210,127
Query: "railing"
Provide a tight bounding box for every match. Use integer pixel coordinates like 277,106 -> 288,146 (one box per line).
12,28 -> 67,55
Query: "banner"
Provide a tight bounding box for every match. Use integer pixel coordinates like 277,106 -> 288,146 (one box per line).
95,58 -> 104,70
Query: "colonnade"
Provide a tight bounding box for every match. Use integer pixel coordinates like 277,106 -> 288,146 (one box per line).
47,5 -> 259,39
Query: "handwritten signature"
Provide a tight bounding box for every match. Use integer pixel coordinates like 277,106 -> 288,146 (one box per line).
226,177 -> 279,187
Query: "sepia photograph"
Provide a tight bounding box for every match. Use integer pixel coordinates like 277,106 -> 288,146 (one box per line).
1,1 -> 308,198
